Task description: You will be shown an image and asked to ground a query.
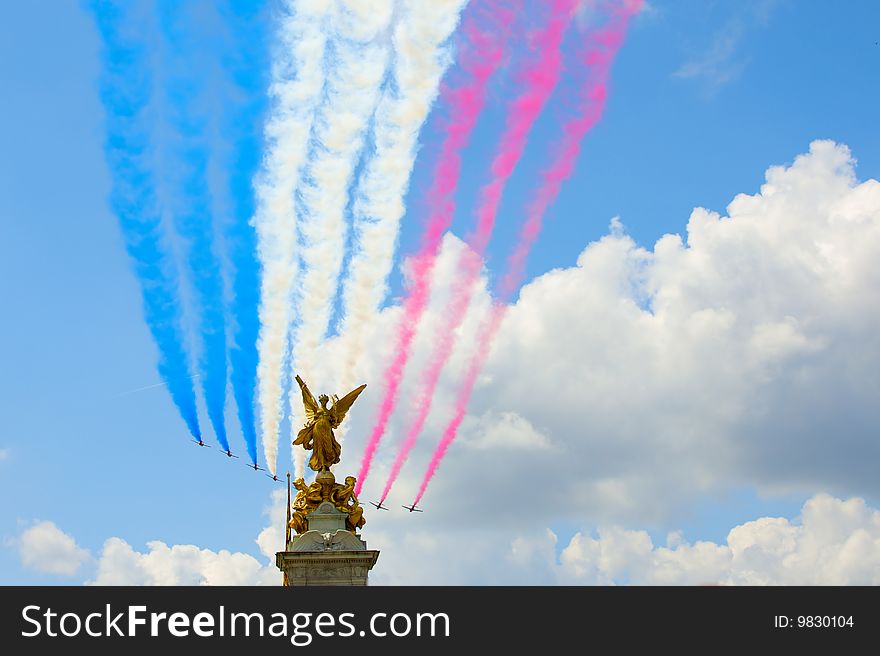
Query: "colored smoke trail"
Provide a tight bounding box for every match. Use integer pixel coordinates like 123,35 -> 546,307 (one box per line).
220,0 -> 269,465
91,0 -> 201,440
254,0 -> 329,475
288,0 -> 394,478
467,0 -> 576,251
354,0 -> 512,495
413,0 -> 642,506
370,2 -> 520,501
159,1 -> 229,451
338,0 -> 468,400
413,303 -> 503,506
500,1 -> 640,298
370,0 -> 575,498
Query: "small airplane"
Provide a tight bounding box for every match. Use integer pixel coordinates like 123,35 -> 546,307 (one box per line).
265,473 -> 283,482
370,501 -> 389,511
191,439 -> 211,448
246,462 -> 265,472
219,448 -> 239,458
402,504 -> 423,513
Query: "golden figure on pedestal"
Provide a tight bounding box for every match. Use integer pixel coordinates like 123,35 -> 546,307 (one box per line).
292,375 -> 366,473
288,474 -> 366,535
286,376 -> 368,539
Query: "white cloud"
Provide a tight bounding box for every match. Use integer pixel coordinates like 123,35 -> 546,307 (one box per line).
88,538 -> 276,586
298,492 -> 880,585
674,0 -> 784,90
459,411 -> 552,451
16,140 -> 880,586
18,492 -> 880,585
18,521 -> 91,577
16,497 -> 281,586
674,18 -> 747,88
555,494 -> 880,585
329,140 -> 880,532
255,139 -> 880,583
86,490 -> 284,586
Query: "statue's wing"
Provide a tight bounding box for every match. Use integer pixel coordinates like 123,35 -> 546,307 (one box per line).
330,384 -> 366,427
295,375 -> 319,424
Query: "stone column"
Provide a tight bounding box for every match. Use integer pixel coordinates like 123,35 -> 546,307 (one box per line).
276,501 -> 380,586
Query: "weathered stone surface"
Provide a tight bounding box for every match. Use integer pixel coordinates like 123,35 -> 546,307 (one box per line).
276,549 -> 379,586
290,529 -> 366,552
279,485 -> 379,586
304,501 -> 348,535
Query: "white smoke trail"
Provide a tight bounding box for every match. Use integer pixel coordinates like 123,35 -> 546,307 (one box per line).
254,0 -> 330,476
337,0 -> 469,394
288,0 -> 395,478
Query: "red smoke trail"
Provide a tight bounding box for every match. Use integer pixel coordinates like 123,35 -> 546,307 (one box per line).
413,0 -> 642,507
376,0 -> 577,502
355,1 -> 518,496
413,302 -> 504,507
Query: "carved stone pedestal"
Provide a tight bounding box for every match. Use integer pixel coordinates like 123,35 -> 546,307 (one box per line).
276,501 -> 379,586
276,546 -> 380,586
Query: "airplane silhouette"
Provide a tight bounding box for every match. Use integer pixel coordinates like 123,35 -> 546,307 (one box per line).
370,501 -> 389,511
402,504 -> 423,513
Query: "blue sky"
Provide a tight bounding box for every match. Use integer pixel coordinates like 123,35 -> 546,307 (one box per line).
1,0 -> 879,584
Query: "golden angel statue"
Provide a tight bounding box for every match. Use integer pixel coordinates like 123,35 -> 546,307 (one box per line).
293,375 -> 366,472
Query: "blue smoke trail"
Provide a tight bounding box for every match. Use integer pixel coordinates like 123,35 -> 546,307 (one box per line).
157,1 -> 230,451
217,0 -> 270,465
90,0 -> 202,440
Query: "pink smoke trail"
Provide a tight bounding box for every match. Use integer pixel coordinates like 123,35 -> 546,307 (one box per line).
412,302 -> 504,507
376,0 -> 577,503
413,0 -> 642,507
355,1 -> 518,496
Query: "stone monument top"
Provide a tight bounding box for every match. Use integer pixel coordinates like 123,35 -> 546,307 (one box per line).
277,376 -> 378,586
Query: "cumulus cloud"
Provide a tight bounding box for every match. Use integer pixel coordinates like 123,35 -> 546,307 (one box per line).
18,521 -> 91,576
554,494 -> 880,585
362,493 -> 880,585
88,538 -> 275,586
18,493 -> 880,586
16,498 -> 281,585
85,490 -> 284,585
17,141 -> 880,586
327,140 -> 880,534
459,411 -> 552,451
